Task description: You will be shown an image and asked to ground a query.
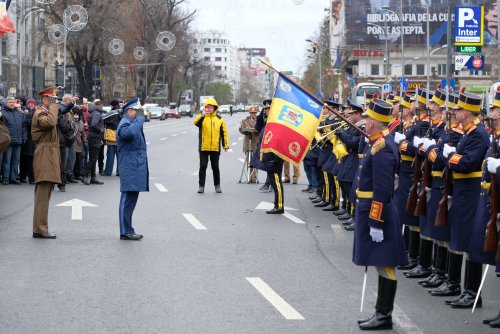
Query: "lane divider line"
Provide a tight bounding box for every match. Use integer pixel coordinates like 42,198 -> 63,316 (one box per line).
160,137 -> 167,141
172,134 -> 178,137
283,212 -> 306,224
246,277 -> 305,320
232,142 -> 238,146
182,213 -> 207,230
154,183 -> 168,192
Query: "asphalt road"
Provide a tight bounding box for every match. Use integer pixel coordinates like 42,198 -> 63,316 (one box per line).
0,113 -> 498,334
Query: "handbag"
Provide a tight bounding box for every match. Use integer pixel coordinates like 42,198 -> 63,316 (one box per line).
104,128 -> 116,142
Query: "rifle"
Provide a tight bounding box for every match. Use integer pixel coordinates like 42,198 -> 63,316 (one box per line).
484,95 -> 499,253
406,109 -> 424,213
415,124 -> 433,216
435,111 -> 453,228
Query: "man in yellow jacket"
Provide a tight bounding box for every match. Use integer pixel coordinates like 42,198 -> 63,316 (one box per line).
194,97 -> 229,193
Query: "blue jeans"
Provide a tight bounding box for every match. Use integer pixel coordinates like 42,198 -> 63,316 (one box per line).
104,144 -> 117,175
303,163 -> 318,188
2,144 -> 21,181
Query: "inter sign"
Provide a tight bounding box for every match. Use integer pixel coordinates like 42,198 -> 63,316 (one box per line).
454,6 -> 484,46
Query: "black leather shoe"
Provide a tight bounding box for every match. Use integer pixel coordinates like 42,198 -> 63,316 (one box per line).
120,233 -> 143,240
333,208 -> 347,216
33,232 -> 57,239
421,274 -> 445,288
311,198 -> 323,204
58,186 -> 66,192
483,312 -> 500,325
358,313 -> 392,331
301,186 -> 311,192
342,217 -> 354,226
397,257 -> 418,270
322,204 -> 338,211
404,265 -> 432,278
490,318 -> 500,328
266,208 -> 284,214
90,178 -> 104,185
197,186 -> 204,193
309,194 -> 319,200
9,180 -> 21,185
429,281 -> 461,296
449,291 -> 481,308
338,213 -> 352,221
66,177 -> 78,184
445,292 -> 466,305
358,314 -> 375,324
344,222 -> 355,231
82,177 -> 90,185
314,201 -> 328,207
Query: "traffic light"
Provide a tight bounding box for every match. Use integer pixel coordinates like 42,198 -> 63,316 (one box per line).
312,43 -> 317,53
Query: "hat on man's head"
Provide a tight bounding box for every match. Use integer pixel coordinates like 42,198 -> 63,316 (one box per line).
263,99 -> 272,108
385,94 -> 400,105
416,87 -> 433,105
27,98 -> 36,105
249,106 -> 258,113
491,87 -> 500,109
458,92 -> 482,113
38,86 -> 58,98
366,99 -> 392,123
110,99 -> 120,107
123,97 -> 142,111
365,92 -> 379,105
401,93 -> 413,109
432,89 -> 446,107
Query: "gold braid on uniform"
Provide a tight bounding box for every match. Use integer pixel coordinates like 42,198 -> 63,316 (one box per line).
371,137 -> 385,155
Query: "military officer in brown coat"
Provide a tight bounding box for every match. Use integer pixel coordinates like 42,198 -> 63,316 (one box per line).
31,86 -> 61,239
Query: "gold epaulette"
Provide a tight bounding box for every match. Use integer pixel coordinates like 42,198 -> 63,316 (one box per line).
371,137 -> 385,155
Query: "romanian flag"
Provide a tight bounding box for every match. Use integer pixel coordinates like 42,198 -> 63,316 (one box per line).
260,74 -> 323,167
0,1 -> 15,37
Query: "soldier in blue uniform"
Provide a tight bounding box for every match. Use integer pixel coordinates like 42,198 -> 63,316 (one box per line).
480,89 -> 500,327
353,99 -> 408,331
440,92 -> 489,308
116,98 -> 149,240
405,89 -> 446,280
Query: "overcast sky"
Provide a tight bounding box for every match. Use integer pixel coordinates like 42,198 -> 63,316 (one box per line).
185,0 -> 329,76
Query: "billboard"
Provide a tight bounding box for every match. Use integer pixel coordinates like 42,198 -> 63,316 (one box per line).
343,0 -> 497,46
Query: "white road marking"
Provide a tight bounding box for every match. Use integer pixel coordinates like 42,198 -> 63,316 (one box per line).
255,201 -> 298,211
146,142 -> 151,145
283,212 -> 306,224
154,183 -> 168,192
160,137 -> 167,141
192,171 -> 199,176
238,136 -> 243,140
331,224 -> 347,241
227,148 -> 233,152
182,213 -> 207,230
393,301 -> 424,333
246,277 -> 304,320
238,158 -> 245,163
181,131 -> 187,134
56,199 -> 97,221
232,142 -> 238,146
172,133 -> 178,137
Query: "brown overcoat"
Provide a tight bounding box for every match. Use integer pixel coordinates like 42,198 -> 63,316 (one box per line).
31,104 -> 61,184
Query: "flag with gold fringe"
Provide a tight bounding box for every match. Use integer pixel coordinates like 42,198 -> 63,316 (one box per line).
260,74 -> 323,167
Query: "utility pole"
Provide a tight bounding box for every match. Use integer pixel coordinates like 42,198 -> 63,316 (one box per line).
445,1 -> 452,113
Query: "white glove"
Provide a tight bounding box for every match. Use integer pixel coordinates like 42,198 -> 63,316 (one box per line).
394,132 -> 406,144
422,138 -> 436,151
369,227 -> 384,243
443,144 -> 456,158
486,157 -> 500,174
413,136 -> 424,148
364,135 -> 369,143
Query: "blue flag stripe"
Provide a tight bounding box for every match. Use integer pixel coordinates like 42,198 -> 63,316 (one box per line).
274,76 -> 322,119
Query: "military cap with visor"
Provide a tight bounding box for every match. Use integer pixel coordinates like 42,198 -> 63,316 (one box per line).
366,99 -> 392,123
457,92 -> 482,113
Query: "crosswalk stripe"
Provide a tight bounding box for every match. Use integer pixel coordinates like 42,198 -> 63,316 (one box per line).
182,213 -> 207,230
246,277 -> 304,320
283,212 -> 306,224
154,183 -> 168,192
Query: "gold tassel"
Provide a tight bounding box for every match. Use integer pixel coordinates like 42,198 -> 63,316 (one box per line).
371,137 -> 385,155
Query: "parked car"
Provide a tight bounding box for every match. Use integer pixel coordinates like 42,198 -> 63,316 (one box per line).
236,103 -> 245,112
161,103 -> 181,119
178,104 -> 193,117
148,106 -> 163,119
143,103 -> 159,122
218,104 -> 231,114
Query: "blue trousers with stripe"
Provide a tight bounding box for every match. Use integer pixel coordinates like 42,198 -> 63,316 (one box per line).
119,191 -> 139,235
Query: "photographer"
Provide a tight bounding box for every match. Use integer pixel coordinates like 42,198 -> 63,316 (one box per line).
82,102 -> 104,185
103,99 -> 122,176
56,94 -> 75,192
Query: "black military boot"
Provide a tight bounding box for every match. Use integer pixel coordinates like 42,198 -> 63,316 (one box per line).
397,229 -> 420,270
322,203 -> 338,211
445,259 -> 468,304
405,238 -> 433,278
450,260 -> 482,308
333,207 -> 347,216
359,276 -> 396,330
314,200 -> 328,207
358,276 -> 382,324
430,252 -> 462,297
419,243 -> 438,285
422,245 -> 447,288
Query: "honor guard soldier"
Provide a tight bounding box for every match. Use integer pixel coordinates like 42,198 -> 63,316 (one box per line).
353,99 -> 408,330
405,89 -> 447,280
386,94 -> 401,134
336,100 -> 365,230
31,86 -> 61,239
437,92 -> 489,308
483,88 -> 500,328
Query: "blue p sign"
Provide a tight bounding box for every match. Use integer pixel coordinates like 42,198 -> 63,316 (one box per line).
454,6 -> 484,45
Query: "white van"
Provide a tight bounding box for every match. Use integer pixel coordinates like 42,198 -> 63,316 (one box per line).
349,83 -> 382,107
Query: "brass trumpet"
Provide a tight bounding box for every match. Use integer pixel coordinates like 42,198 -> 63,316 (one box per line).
312,122 -> 349,149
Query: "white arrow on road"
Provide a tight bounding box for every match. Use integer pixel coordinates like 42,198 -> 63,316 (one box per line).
255,201 -> 298,211
56,199 -> 98,220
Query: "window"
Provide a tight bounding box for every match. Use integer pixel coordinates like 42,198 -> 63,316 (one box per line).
204,48 -> 210,52
404,64 -> 412,75
208,39 -> 211,43
215,48 -> 222,52
203,56 -> 210,61
215,66 -> 222,70
370,64 -> 379,76
438,64 -> 447,76
215,57 -> 222,61
224,57 -> 227,61
416,64 -> 425,75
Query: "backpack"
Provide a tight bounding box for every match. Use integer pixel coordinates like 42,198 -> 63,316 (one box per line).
58,114 -> 77,146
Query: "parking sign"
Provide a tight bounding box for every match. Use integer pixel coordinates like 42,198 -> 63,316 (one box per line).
454,6 -> 484,46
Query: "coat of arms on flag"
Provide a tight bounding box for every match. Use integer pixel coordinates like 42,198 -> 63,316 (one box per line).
260,74 -> 323,167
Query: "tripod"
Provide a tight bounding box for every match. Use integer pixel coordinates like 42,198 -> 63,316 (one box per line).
239,150 -> 258,184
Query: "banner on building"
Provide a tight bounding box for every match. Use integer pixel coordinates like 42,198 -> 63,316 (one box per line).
343,0 -> 497,46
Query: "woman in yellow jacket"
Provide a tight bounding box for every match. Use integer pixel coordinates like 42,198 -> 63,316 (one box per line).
194,98 -> 229,193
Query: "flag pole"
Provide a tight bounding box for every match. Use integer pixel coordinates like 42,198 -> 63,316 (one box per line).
472,264 -> 488,313
259,58 -> 368,138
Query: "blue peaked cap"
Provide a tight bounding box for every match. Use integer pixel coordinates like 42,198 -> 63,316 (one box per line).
123,97 -> 142,111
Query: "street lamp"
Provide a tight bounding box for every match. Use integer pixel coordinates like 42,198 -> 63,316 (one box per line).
306,39 -> 321,96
